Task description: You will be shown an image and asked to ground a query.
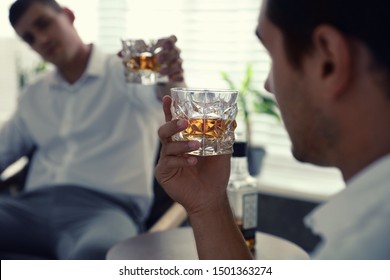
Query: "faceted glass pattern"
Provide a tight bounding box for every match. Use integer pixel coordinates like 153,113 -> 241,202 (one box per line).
121,39 -> 167,84
170,88 -> 238,156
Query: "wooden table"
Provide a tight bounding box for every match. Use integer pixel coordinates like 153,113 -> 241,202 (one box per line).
106,227 -> 310,260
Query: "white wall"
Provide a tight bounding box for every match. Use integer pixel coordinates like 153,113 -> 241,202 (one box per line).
0,0 -> 99,122
0,39 -> 43,121
0,39 -> 18,121
0,0 -> 16,39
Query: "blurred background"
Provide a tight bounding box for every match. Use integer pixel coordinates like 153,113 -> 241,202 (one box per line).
0,0 -> 270,117
0,0 -> 344,252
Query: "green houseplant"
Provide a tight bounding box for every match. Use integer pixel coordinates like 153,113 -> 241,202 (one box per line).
221,64 -> 280,175
17,60 -> 47,90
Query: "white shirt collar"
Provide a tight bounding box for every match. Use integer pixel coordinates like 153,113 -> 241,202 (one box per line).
51,44 -> 106,87
305,153 -> 390,237
85,44 -> 106,77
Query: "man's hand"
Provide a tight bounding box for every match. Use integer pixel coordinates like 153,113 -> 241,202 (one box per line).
155,96 -> 231,215
155,35 -> 184,83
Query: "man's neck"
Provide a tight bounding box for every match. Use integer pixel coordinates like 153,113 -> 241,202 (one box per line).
58,44 -> 92,84
335,96 -> 390,182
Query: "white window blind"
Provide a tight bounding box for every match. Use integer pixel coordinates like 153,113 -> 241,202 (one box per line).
97,0 -> 127,53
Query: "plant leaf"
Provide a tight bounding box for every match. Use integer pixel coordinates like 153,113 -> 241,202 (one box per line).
240,64 -> 252,97
221,63 -> 281,123
220,71 -> 236,90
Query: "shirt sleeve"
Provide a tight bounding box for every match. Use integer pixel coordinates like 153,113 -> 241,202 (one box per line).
0,102 -> 35,173
107,53 -> 163,119
126,83 -> 162,111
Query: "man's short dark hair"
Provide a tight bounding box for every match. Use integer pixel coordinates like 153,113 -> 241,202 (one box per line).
9,0 -> 62,27
266,0 -> 390,77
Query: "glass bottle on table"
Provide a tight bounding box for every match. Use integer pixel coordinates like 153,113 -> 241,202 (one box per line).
227,141 -> 259,253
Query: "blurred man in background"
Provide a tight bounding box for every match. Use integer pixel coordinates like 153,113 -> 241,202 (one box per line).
0,0 -> 184,259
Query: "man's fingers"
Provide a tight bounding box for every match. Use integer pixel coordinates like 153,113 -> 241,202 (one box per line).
169,72 -> 185,82
156,35 -> 177,49
161,139 -> 201,156
157,154 -> 198,171
162,95 -> 173,122
160,58 -> 183,75
158,118 -> 188,143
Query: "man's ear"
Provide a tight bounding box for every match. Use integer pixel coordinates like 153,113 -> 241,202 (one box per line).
312,25 -> 352,99
62,7 -> 75,24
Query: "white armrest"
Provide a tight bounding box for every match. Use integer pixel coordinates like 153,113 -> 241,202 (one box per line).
148,202 -> 187,233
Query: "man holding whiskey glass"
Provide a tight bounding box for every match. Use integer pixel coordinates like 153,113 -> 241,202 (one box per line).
155,0 -> 390,260
0,0 -> 184,259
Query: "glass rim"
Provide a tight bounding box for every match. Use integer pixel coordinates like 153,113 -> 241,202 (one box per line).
170,87 -> 239,94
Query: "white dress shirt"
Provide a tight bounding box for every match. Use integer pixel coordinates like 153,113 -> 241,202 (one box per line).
0,46 -> 164,216
305,153 -> 390,259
